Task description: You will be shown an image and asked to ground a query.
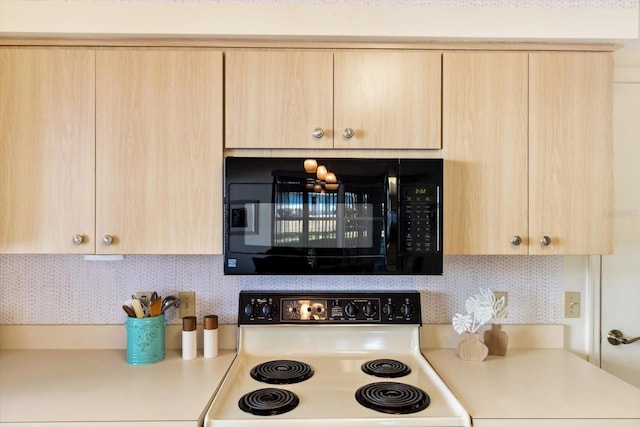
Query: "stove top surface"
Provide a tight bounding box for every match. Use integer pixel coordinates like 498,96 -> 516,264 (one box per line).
204,325 -> 470,426
206,352 -> 468,426
204,292 -> 470,427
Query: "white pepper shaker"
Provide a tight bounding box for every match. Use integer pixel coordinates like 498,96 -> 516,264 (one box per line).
204,315 -> 219,358
182,316 -> 197,360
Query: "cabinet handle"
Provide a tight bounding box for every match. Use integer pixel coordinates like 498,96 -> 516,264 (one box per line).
72,234 -> 84,245
312,128 -> 325,139
607,329 -> 640,345
539,236 -> 552,246
343,128 -> 355,139
510,236 -> 522,246
102,235 -> 113,246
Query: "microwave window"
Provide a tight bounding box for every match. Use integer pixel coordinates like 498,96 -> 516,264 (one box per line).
274,190 -> 374,248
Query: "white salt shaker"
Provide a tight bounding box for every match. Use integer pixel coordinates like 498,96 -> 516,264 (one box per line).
182,316 -> 197,360
204,315 -> 219,358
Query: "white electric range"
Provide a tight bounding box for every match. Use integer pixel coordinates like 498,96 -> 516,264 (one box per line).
204,291 -> 471,427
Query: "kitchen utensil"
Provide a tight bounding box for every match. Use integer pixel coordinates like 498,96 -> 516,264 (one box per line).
149,297 -> 163,317
122,304 -> 136,317
130,298 -> 145,318
137,294 -> 151,317
161,295 -> 180,314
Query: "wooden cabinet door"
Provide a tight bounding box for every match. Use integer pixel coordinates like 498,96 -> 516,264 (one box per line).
443,52 -> 529,254
96,49 -> 223,254
334,50 -> 442,150
529,52 -> 613,254
0,48 -> 95,253
225,50 -> 333,149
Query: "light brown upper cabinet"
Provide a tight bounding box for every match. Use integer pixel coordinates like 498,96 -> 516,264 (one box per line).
443,52 -> 529,255
1,48 -> 223,254
333,51 -> 441,149
444,51 -> 613,255
225,50 -> 441,150
0,48 -> 96,253
225,51 -> 333,149
96,49 -> 223,254
528,52 -> 612,255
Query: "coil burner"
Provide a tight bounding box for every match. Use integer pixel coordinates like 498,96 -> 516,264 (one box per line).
250,360 -> 314,384
238,388 -> 300,416
355,382 -> 431,414
361,359 -> 412,378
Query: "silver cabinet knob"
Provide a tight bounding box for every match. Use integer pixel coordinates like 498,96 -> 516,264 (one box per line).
511,236 -> 522,246
102,235 -> 113,246
312,128 -> 325,139
540,236 -> 552,246
72,234 -> 84,245
343,128 -> 355,139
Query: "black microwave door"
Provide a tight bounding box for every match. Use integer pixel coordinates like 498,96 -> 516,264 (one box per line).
227,183 -> 274,253
272,180 -> 386,255
226,180 -> 388,274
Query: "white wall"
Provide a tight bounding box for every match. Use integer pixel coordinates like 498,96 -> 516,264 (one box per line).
0,0 -> 638,42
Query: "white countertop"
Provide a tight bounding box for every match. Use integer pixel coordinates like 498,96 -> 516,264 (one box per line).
0,349 -> 236,427
1,325 -> 639,427
423,349 -> 640,427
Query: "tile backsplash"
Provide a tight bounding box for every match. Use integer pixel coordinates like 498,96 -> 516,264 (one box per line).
0,255 -> 562,325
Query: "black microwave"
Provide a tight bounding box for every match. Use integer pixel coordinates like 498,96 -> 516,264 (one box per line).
223,157 -> 443,275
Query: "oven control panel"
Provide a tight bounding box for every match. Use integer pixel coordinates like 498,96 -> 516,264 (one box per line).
238,291 -> 421,325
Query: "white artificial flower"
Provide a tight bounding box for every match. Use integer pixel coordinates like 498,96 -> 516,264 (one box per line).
471,304 -> 494,332
452,313 -> 472,335
452,288 -> 501,334
464,295 -> 481,315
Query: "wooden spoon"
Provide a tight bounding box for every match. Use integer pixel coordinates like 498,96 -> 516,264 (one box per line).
122,305 -> 136,318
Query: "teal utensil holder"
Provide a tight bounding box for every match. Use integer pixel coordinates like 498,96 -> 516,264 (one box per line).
125,315 -> 166,365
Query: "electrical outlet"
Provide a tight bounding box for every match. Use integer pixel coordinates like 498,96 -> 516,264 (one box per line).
494,292 -> 508,318
564,291 -> 581,318
179,292 -> 196,318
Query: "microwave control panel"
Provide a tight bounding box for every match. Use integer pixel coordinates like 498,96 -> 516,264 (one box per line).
399,184 -> 439,254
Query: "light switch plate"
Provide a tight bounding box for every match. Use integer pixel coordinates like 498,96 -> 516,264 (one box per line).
564,291 -> 581,318
494,292 -> 508,318
179,292 -> 196,318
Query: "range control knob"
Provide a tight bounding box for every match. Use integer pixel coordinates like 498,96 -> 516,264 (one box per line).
260,302 -> 277,318
244,303 -> 258,318
400,303 -> 413,317
362,301 -> 376,318
382,303 -> 396,317
344,302 -> 359,318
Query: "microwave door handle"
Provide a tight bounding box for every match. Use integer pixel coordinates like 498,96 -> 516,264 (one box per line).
386,175 -> 398,271
386,182 -> 392,251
